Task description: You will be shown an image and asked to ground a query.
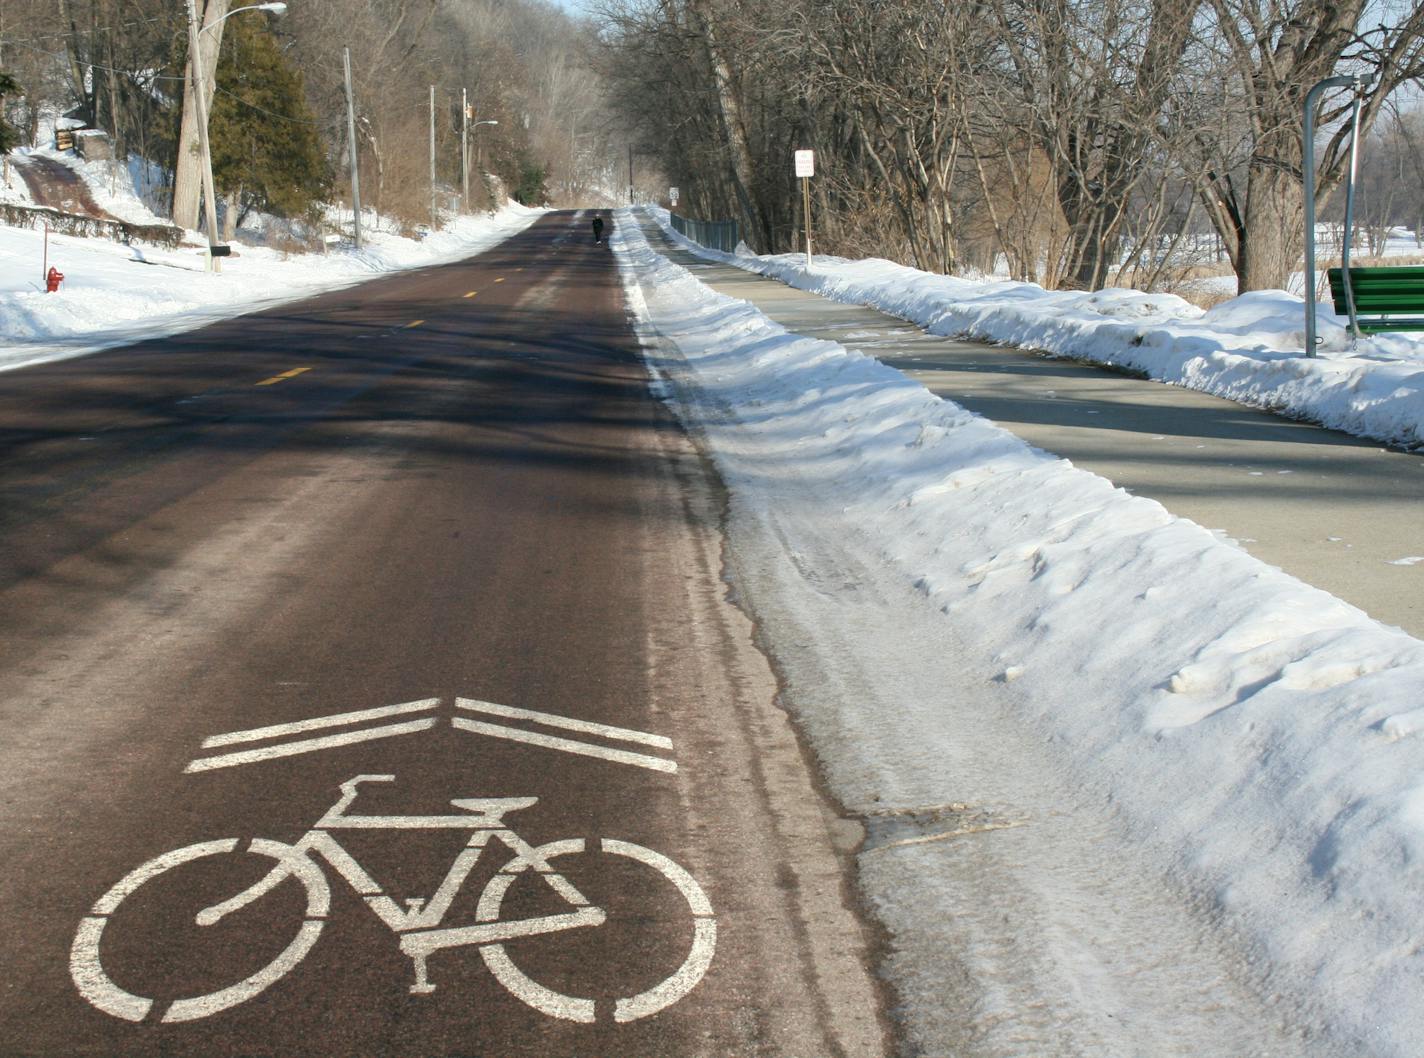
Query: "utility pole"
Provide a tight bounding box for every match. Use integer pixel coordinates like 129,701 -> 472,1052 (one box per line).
343,47 -> 362,249
461,88 -> 469,212
628,145 -> 633,205
429,84 -> 436,232
173,0 -> 229,231
185,0 -> 222,272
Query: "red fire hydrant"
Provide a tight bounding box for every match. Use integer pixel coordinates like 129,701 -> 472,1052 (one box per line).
45,266 -> 63,293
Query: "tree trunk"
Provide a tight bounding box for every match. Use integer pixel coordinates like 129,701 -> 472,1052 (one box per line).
172,0 -> 230,230
685,0 -> 762,251
1235,163 -> 1304,293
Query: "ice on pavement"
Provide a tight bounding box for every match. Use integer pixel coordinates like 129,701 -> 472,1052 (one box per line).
615,208 -> 1424,1056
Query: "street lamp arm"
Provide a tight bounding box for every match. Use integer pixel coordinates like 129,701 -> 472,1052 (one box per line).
199,2 -> 287,39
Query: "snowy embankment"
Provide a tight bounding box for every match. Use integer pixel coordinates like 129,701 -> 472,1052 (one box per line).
649,207 -> 1424,450
615,208 -> 1424,1054
0,162 -> 541,373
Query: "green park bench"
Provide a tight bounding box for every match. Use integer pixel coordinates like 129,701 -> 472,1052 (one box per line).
1326,265 -> 1424,335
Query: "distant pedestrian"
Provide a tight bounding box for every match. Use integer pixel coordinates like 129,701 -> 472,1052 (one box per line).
592,215 -> 605,244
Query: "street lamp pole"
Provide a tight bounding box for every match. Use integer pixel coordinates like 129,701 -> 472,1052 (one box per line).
429,84 -> 436,232
469,118 -> 497,208
184,1 -> 288,273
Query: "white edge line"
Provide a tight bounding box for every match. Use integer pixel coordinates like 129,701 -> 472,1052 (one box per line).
452,717 -> 677,773
201,699 -> 441,749
186,719 -> 438,772
454,698 -> 673,751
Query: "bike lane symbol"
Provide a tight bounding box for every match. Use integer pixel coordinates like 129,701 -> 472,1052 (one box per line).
70,703 -> 715,1026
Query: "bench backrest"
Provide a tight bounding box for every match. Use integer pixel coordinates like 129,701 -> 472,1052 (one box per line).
1327,266 -> 1424,313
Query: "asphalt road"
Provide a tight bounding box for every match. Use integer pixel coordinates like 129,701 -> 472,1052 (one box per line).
0,211 -> 887,1057
643,221 -> 1424,638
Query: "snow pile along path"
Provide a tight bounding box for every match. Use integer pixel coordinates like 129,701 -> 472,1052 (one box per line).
650,208 -> 1424,450
615,208 -> 1424,1056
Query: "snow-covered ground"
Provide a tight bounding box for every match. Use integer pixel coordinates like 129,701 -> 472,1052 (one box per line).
0,151 -> 542,374
647,207 -> 1424,451
615,207 -> 1424,1056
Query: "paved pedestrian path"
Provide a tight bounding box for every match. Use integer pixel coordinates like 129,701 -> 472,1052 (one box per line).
639,217 -> 1424,639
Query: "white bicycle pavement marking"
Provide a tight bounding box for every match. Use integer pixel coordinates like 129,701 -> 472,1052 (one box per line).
186,718 -> 439,773
455,697 -> 674,750
201,698 -> 441,748
70,773 -> 713,1024
185,697 -> 677,773
451,717 -> 678,773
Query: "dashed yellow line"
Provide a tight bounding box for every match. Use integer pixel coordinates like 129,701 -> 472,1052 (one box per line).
406,320 -> 424,328
493,277 -> 505,284
255,366 -> 312,386
464,291 -> 477,298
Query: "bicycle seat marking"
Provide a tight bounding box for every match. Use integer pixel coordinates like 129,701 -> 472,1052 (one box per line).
71,774 -> 715,1025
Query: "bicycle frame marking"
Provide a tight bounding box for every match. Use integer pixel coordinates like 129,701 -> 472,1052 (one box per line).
71,775 -> 715,1025
204,775 -> 595,939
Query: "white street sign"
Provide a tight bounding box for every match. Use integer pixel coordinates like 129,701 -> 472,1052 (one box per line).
794,150 -> 815,178
669,186 -> 679,205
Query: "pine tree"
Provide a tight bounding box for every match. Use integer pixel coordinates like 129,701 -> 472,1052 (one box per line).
206,17 -> 330,223
0,73 -> 22,154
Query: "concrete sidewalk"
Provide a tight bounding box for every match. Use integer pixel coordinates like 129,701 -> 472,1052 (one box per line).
639,217 -> 1424,639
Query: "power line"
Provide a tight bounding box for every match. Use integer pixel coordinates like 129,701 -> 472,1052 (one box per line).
212,83 -> 320,126
0,15 -> 181,47
1,38 -> 188,84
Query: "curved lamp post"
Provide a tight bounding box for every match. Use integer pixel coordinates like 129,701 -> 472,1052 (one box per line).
461,110 -> 498,210
185,1 -> 289,271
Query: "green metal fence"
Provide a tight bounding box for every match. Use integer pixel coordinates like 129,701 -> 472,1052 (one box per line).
669,212 -> 739,253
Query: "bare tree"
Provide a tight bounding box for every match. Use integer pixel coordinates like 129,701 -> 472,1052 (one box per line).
1193,0 -> 1424,292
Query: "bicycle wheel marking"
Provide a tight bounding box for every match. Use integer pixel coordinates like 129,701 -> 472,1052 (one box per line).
476,838 -> 717,1023
602,840 -> 717,1024
71,839 -> 240,1022
70,839 -> 330,1024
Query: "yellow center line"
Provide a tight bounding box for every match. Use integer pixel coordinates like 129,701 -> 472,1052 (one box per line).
406,320 -> 425,328
464,291 -> 477,298
255,367 -> 312,386
493,277 -> 505,283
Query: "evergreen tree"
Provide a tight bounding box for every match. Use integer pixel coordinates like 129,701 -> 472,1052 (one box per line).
513,156 -> 548,206
206,17 -> 330,222
0,73 -> 23,154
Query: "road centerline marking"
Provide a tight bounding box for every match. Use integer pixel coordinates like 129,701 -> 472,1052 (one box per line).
455,697 -> 673,749
464,291 -> 477,298
255,366 -> 312,386
406,320 -> 424,328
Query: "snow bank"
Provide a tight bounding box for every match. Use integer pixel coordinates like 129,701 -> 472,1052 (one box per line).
616,208 -> 1424,1054
0,201 -> 542,373
651,208 -> 1424,450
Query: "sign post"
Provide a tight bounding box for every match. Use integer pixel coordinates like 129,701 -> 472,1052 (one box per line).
794,150 -> 814,270
669,186 -> 679,209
